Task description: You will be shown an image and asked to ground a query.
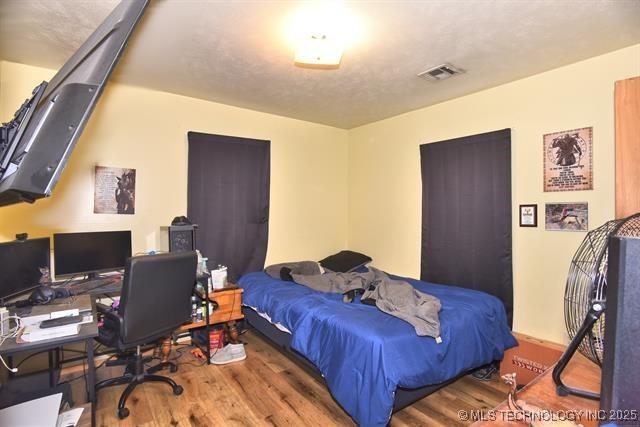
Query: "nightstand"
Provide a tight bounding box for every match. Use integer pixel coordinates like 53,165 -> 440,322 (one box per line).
208,286 -> 244,343
176,286 -> 244,363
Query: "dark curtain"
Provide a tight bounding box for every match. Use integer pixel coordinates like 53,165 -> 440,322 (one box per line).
420,129 -> 513,326
187,132 -> 270,282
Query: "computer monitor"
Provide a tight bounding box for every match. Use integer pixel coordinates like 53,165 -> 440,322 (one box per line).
53,231 -> 132,278
0,237 -> 51,300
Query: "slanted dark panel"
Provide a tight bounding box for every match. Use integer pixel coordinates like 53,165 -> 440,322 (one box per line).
187,132 -> 270,282
420,129 -> 513,326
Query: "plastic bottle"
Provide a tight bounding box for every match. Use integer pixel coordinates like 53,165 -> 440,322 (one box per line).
191,296 -> 198,322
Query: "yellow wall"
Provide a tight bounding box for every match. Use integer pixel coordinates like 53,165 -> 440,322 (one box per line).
0,60 -> 349,267
2,45 -> 639,343
348,44 -> 640,344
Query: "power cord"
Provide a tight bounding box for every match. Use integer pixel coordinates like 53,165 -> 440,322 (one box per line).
0,315 -> 23,372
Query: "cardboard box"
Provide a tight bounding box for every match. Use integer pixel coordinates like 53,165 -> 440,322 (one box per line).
500,332 -> 565,385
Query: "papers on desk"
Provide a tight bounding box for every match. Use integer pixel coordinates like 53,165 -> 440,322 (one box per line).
20,313 -> 52,327
21,322 -> 81,342
20,312 -> 93,342
22,310 -> 93,327
13,295 -> 94,343
21,296 -> 89,327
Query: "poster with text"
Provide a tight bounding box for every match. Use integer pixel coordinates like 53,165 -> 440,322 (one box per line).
543,127 -> 593,192
94,166 -> 136,214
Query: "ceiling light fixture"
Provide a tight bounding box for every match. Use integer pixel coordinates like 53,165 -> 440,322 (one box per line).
286,1 -> 362,69
294,32 -> 343,69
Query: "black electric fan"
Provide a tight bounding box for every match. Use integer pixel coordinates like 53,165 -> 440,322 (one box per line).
552,212 -> 640,399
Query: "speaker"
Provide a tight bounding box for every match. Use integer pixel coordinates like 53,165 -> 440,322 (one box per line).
162,225 -> 197,252
601,236 -> 640,418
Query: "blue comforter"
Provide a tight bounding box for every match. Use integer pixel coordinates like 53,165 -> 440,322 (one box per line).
238,271 -> 516,426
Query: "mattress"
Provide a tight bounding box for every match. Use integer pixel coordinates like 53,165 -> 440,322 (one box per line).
238,270 -> 516,427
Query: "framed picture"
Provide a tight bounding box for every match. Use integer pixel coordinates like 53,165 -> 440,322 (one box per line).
545,202 -> 588,232
94,166 -> 136,214
519,204 -> 538,227
543,127 -> 593,192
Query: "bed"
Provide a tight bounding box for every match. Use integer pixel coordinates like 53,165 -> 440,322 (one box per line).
238,269 -> 517,426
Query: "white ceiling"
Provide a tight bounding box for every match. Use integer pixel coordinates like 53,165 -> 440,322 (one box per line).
1,0 -> 639,129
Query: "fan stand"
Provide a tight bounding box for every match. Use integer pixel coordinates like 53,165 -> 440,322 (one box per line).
552,301 -> 605,400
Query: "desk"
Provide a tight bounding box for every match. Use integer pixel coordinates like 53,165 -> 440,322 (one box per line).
472,353 -> 600,426
0,295 -> 99,427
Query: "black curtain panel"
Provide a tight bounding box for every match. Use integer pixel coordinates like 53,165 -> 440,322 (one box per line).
420,129 -> 513,326
187,132 -> 270,282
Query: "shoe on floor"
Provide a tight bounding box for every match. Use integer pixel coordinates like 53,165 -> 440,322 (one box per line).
471,364 -> 498,381
210,343 -> 246,365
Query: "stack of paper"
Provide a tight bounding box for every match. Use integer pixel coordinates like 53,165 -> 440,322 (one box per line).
21,322 -> 80,342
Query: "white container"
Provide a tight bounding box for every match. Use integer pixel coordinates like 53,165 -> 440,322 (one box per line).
211,266 -> 227,289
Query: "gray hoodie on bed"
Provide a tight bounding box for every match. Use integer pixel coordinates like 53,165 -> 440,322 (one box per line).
265,263 -> 441,339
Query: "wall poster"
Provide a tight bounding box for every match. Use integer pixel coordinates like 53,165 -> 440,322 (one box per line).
543,127 -> 593,192
94,166 -> 136,214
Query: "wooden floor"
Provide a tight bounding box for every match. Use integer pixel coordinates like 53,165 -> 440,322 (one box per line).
65,330 -> 509,426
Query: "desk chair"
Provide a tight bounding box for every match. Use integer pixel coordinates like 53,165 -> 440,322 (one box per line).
95,251 -> 197,419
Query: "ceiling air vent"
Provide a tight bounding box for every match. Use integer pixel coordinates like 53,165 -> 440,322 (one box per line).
417,63 -> 464,82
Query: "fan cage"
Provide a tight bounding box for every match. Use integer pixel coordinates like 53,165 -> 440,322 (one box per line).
564,212 -> 640,365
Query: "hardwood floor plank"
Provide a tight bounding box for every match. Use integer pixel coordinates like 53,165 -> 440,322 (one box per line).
248,348 -> 343,427
221,361 -> 305,426
391,404 -> 450,427
246,333 -> 291,374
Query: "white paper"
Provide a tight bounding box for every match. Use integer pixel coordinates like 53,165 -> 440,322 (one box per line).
21,313 -> 51,327
50,309 -> 80,319
21,323 -> 80,342
56,407 -> 84,427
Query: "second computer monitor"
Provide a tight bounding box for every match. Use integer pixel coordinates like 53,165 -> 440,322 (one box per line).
0,237 -> 51,300
54,230 -> 132,278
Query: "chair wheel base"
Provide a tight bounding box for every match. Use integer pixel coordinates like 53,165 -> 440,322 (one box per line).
118,407 -> 130,419
173,385 -> 183,395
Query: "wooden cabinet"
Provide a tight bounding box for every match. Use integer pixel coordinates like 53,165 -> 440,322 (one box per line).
173,287 -> 244,363
615,76 -> 640,219
178,287 -> 243,332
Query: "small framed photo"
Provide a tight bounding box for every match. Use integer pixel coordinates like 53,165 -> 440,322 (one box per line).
545,202 -> 588,232
519,204 -> 538,227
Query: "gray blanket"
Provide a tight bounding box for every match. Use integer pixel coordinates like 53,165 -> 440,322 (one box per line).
265,262 -> 441,339
264,261 -> 323,280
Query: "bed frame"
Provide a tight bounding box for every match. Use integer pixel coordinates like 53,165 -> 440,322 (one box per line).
242,306 -> 467,413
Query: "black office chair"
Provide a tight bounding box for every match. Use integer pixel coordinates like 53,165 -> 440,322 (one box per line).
95,251 -> 197,419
